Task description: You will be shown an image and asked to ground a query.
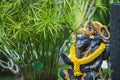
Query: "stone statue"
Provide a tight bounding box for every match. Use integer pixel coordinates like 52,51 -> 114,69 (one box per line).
60,21 -> 110,80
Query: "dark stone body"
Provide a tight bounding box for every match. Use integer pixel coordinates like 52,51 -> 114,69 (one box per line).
60,34 -> 110,80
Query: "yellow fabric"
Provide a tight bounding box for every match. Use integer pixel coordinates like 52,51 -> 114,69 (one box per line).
70,43 -> 106,76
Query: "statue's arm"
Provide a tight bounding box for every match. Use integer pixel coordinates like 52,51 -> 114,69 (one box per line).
89,45 -> 103,69
81,43 -> 103,72
81,56 -> 103,72
61,53 -> 73,66
90,56 -> 103,69
102,45 -> 110,60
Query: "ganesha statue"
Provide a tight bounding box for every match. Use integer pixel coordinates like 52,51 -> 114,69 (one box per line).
60,21 -> 110,80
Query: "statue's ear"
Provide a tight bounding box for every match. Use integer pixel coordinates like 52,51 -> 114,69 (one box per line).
99,25 -> 110,40
61,53 -> 73,66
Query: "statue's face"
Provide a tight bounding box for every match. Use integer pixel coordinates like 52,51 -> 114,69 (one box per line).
76,34 -> 91,50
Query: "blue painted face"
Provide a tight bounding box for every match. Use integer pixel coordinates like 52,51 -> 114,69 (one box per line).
76,34 -> 91,49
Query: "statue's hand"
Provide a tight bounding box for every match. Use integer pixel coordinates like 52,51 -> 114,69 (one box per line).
81,65 -> 96,72
61,53 -> 68,60
81,66 -> 91,72
61,53 -> 73,66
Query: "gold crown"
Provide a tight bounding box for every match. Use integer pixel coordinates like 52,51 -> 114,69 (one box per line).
76,21 -> 110,40
77,21 -> 95,36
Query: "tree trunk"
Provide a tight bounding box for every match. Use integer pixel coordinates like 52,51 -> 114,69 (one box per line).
16,72 -> 24,80
110,3 -> 120,80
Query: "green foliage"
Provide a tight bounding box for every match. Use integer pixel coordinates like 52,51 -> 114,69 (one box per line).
92,0 -> 110,26
110,0 -> 120,3
72,0 -> 106,29
92,0 -> 120,26
100,67 -> 113,80
0,0 -> 73,80
0,76 -> 16,80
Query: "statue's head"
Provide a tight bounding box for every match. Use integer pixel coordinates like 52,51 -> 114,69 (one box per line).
76,34 -> 91,50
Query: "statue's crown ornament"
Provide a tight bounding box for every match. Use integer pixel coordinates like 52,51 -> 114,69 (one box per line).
77,21 -> 110,40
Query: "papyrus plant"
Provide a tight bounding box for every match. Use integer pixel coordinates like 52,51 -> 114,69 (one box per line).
0,0 -> 73,80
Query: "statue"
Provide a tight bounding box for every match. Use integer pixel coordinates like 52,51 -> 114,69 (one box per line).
60,21 -> 110,80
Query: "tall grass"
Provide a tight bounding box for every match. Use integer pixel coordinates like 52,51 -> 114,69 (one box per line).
0,0 -> 73,80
